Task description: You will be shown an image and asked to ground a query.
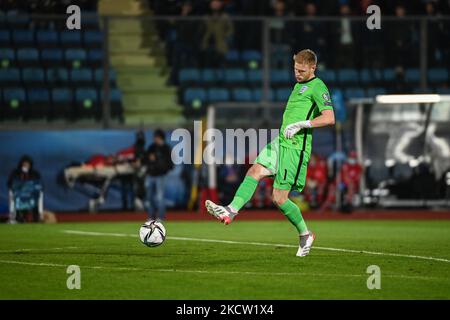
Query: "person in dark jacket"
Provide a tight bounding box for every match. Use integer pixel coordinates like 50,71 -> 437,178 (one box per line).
7,155 -> 43,223
145,129 -> 173,220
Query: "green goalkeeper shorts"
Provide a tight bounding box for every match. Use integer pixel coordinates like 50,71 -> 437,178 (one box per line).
255,137 -> 310,192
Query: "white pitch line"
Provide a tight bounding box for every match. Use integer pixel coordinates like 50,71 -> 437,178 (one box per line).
62,230 -> 450,264
0,247 -> 79,254
0,259 -> 441,281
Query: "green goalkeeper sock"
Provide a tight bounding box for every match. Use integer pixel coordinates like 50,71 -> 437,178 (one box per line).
279,199 -> 308,235
229,176 -> 258,212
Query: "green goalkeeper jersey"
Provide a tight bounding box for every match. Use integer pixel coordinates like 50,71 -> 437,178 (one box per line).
279,77 -> 334,153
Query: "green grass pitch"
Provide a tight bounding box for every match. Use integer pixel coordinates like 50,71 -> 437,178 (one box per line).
0,220 -> 449,299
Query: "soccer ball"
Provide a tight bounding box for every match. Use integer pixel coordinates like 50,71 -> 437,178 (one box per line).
139,220 -> 166,247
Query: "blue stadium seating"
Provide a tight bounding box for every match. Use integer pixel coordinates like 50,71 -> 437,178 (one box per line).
428,68 -> 448,83
317,70 -> 336,84
225,50 -> 240,62
201,69 -> 219,83
70,68 -> 93,84
75,88 -> 99,118
60,31 -> 82,47
247,69 -> 262,84
27,88 -> 50,118
16,48 -> 39,66
383,68 -> 396,82
2,87 -> 25,118
83,30 -> 103,48
271,69 -> 290,84
252,88 -> 275,102
232,88 -> 252,101
87,49 -> 103,66
51,88 -> 73,118
436,87 -> 450,95
366,87 -> 387,97
183,88 -> 207,104
65,48 -> 87,65
36,30 -> 58,47
224,68 -> 246,83
179,68 -> 200,84
5,11 -> 30,28
241,50 -> 262,61
345,88 -> 365,99
12,30 -> 34,47
405,68 -> 421,83
0,30 -> 10,46
41,48 -> 63,66
275,87 -> 291,102
0,48 -> 14,62
337,69 -> 359,84
46,68 -> 69,84
359,69 -> 372,84
208,88 -> 230,102
0,68 -> 20,85
22,68 -> 45,84
94,68 -> 117,84
100,88 -> 123,119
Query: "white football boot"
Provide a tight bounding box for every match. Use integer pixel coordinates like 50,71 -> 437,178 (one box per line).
205,200 -> 236,225
296,232 -> 315,257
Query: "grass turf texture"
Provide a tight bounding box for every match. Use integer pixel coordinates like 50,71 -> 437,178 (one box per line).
0,220 -> 449,299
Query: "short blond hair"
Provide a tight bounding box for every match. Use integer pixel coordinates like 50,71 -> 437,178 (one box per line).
293,49 -> 317,66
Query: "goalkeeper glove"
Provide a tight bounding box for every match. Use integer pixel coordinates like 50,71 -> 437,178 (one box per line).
283,120 -> 312,139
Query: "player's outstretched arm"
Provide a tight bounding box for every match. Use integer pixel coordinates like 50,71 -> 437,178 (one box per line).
283,110 -> 335,139
310,109 -> 335,128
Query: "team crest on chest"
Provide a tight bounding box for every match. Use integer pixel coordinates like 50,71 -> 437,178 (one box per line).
299,85 -> 309,94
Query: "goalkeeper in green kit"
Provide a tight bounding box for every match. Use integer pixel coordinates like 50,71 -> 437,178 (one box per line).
206,49 -> 335,257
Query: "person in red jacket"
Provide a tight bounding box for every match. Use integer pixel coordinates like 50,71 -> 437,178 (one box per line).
340,151 -> 362,206
305,153 -> 328,208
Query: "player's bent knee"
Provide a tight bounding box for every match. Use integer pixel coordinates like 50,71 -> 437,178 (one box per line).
272,190 -> 288,207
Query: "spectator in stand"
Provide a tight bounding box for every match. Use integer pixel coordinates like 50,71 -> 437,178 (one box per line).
269,0 -> 294,68
145,129 -> 173,221
7,155 -> 43,223
333,4 -> 358,68
305,154 -> 328,209
340,151 -> 362,208
201,0 -> 234,67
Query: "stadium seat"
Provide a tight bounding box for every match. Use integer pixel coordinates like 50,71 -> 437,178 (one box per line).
337,69 -> 359,84
0,30 -> 10,46
36,30 -> 58,47
383,68 -> 396,82
83,30 -> 103,48
183,88 -> 207,105
405,69 -> 421,83
179,68 -> 200,85
2,87 -> 25,119
275,87 -> 291,102
12,30 -> 34,47
372,69 -> 384,83
317,70 -> 336,84
201,69 -> 220,84
0,68 -> 20,86
22,68 -> 45,85
207,88 -> 230,102
344,88 -> 365,99
16,48 -> 39,66
224,68 -> 246,84
366,87 -> 387,97
81,12 -> 100,30
60,31 -> 82,47
271,69 -> 290,84
436,87 -> 450,95
0,48 -> 15,65
428,68 -> 448,83
100,88 -> 123,119
41,48 -> 64,67
75,87 -> 99,119
225,50 -> 240,63
6,11 -> 30,28
70,68 -> 93,85
94,68 -> 117,84
241,50 -> 262,61
359,69 -> 372,84
27,88 -> 50,119
252,88 -> 275,102
64,48 -> 87,68
247,69 -> 262,85
46,68 -> 69,85
51,88 -> 74,119
232,88 -> 252,102
87,49 -> 103,67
